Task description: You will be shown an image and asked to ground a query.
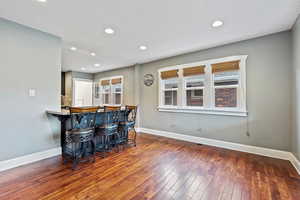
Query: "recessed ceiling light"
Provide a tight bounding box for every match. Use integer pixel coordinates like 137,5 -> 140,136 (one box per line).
104,28 -> 115,34
139,45 -> 147,50
94,63 -> 100,67
212,20 -> 223,28
90,52 -> 96,56
36,0 -> 47,2
70,46 -> 77,51
81,67 -> 86,71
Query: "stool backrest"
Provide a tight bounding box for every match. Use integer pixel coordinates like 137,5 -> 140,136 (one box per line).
125,105 -> 138,123
104,106 -> 121,126
69,106 -> 100,129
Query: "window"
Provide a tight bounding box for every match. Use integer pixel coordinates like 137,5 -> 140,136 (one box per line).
183,66 -> 205,107
158,56 -> 247,116
160,70 -> 179,106
185,77 -> 204,107
99,76 -> 123,105
213,71 -> 239,108
162,79 -> 178,106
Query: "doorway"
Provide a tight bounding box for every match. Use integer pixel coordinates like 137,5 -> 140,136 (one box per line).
73,79 -> 93,106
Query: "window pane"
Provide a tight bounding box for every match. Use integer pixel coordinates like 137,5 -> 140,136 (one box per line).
112,84 -> 122,93
113,93 -> 121,105
214,71 -> 239,86
102,85 -> 110,93
164,79 -> 178,89
164,91 -> 177,106
214,80 -> 238,86
103,94 -> 110,104
215,88 -> 237,107
186,80 -> 204,88
185,76 -> 205,88
214,70 -> 239,78
186,89 -> 203,106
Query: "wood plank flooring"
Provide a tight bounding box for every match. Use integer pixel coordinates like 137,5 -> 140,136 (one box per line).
0,133 -> 300,200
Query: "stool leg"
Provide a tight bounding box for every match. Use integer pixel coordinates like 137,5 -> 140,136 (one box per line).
101,135 -> 106,158
72,157 -> 78,170
133,128 -> 137,147
72,143 -> 78,170
91,139 -> 96,163
115,132 -> 121,152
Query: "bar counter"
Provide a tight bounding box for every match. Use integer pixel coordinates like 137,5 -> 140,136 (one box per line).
47,107 -> 126,157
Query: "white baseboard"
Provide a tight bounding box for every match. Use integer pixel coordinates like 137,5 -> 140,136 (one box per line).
138,128 -> 300,175
0,147 -> 62,172
289,153 -> 300,175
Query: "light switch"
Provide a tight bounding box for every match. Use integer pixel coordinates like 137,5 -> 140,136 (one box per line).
29,89 -> 36,97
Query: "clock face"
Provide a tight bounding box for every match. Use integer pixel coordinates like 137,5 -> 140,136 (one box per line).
144,74 -> 154,86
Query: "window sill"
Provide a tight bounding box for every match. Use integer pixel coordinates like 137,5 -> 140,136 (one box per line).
157,106 -> 248,117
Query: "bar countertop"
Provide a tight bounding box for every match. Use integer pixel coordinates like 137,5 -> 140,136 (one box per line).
47,106 -> 126,116
46,109 -> 70,116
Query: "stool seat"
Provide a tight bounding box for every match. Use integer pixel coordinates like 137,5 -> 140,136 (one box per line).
66,128 -> 94,144
66,128 -> 94,135
119,121 -> 135,127
96,124 -> 118,134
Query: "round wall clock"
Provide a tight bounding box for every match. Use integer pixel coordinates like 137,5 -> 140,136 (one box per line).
144,74 -> 154,86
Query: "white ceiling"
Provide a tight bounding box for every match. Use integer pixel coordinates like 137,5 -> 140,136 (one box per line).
1,0 -> 300,73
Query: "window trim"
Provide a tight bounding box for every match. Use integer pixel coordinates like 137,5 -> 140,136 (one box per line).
158,55 -> 248,117
213,71 -> 240,109
159,77 -> 179,108
99,75 -> 124,106
183,76 -> 205,107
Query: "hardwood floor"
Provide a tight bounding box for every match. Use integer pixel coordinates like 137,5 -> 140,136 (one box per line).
0,133 -> 300,200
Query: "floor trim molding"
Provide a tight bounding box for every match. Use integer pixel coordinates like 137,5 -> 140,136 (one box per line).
289,153 -> 300,175
0,147 -> 62,172
139,128 -> 300,175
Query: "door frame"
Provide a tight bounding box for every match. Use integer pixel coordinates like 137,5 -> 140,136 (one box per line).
72,78 -> 94,106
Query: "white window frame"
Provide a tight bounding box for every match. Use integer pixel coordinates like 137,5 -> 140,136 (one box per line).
213,71 -> 241,111
183,75 -> 205,109
160,78 -> 179,108
99,75 -> 123,106
158,55 -> 248,117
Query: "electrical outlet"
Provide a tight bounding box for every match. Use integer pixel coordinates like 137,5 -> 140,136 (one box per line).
246,131 -> 250,137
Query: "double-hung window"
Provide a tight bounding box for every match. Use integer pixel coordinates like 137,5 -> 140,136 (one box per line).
99,76 -> 123,106
111,78 -> 122,105
160,70 -> 179,106
212,61 -> 240,108
183,66 -> 205,107
100,80 -> 111,105
158,55 -> 247,116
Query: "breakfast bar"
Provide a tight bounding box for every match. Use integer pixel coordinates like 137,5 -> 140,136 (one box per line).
47,106 -> 136,169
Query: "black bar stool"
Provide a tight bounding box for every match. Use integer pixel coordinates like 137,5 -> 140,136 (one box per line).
95,106 -> 121,156
119,105 -> 138,147
64,106 -> 99,170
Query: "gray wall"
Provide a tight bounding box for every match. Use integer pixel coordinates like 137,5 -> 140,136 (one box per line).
94,31 -> 292,151
0,18 -> 62,161
94,66 -> 135,106
292,16 -> 300,160
140,31 -> 292,151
